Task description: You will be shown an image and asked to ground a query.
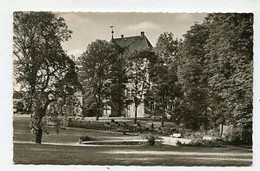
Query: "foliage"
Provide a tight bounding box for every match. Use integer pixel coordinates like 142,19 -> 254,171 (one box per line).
148,32 -> 181,127
107,53 -> 127,117
172,14 -> 253,144
79,40 -> 123,119
13,12 -> 78,143
176,138 -> 226,148
68,119 -> 177,136
222,125 -> 252,145
79,135 -> 97,143
68,120 -> 106,130
204,14 -> 253,140
46,94 -> 81,133
124,49 -> 156,123
142,133 -> 161,146
15,12 -> 252,145
177,22 -> 210,131
155,32 -> 179,64
13,101 -> 26,114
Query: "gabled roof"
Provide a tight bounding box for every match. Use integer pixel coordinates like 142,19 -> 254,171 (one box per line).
111,32 -> 153,51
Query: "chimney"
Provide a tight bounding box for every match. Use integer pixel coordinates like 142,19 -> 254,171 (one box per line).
121,34 -> 124,38
141,31 -> 145,37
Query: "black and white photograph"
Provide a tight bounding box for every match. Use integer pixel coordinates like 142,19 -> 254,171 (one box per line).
1,1 -> 260,170
12,11 -> 253,166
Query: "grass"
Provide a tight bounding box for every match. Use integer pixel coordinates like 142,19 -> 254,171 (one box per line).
14,116 -> 138,143
68,117 -> 179,136
13,116 -> 252,166
13,143 -> 252,166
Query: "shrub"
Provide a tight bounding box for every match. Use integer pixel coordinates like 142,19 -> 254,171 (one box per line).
177,138 -> 226,148
79,135 -> 96,143
181,130 -> 204,139
222,126 -> 240,144
206,129 -> 219,137
147,135 -> 156,146
142,133 -> 161,146
68,120 -> 107,130
176,140 -> 182,146
221,125 -> 252,145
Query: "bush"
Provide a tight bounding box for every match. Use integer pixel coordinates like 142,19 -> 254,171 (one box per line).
177,138 -> 226,148
142,133 -> 161,146
176,140 -> 182,146
222,125 -> 252,145
206,129 -> 219,137
68,120 -> 106,130
69,119 -> 179,137
147,135 -> 156,146
79,135 -> 96,143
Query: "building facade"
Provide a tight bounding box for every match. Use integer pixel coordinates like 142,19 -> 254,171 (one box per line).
109,31 -> 153,118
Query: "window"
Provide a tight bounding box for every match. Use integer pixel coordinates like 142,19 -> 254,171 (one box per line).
150,101 -> 155,111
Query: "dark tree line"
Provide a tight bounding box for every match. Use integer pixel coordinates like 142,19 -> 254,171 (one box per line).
152,13 -> 253,143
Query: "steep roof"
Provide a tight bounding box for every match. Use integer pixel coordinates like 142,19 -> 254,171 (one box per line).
112,32 -> 153,51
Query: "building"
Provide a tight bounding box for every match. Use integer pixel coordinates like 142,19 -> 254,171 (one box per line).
111,31 -> 153,51
13,91 -> 27,114
77,31 -> 154,118
110,31 -> 153,118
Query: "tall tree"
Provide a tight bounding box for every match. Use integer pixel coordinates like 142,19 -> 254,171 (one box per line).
79,40 -> 120,120
108,53 -> 127,117
177,23 -> 210,131
155,32 -> 179,65
205,13 -> 253,142
149,32 -> 181,127
13,12 -> 77,143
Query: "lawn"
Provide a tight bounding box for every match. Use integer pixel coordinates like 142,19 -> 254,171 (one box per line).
13,116 -> 252,166
13,116 -> 144,143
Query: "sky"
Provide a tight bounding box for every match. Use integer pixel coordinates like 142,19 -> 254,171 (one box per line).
57,12 -> 207,58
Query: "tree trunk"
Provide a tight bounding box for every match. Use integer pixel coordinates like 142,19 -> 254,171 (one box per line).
204,110 -> 208,134
161,119 -> 165,127
204,120 -> 208,134
161,97 -> 165,127
161,106 -> 165,127
35,127 -> 42,144
161,105 -> 165,127
96,111 -> 99,120
134,105 -> 138,123
220,123 -> 224,138
33,104 -> 48,144
33,114 -> 43,144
